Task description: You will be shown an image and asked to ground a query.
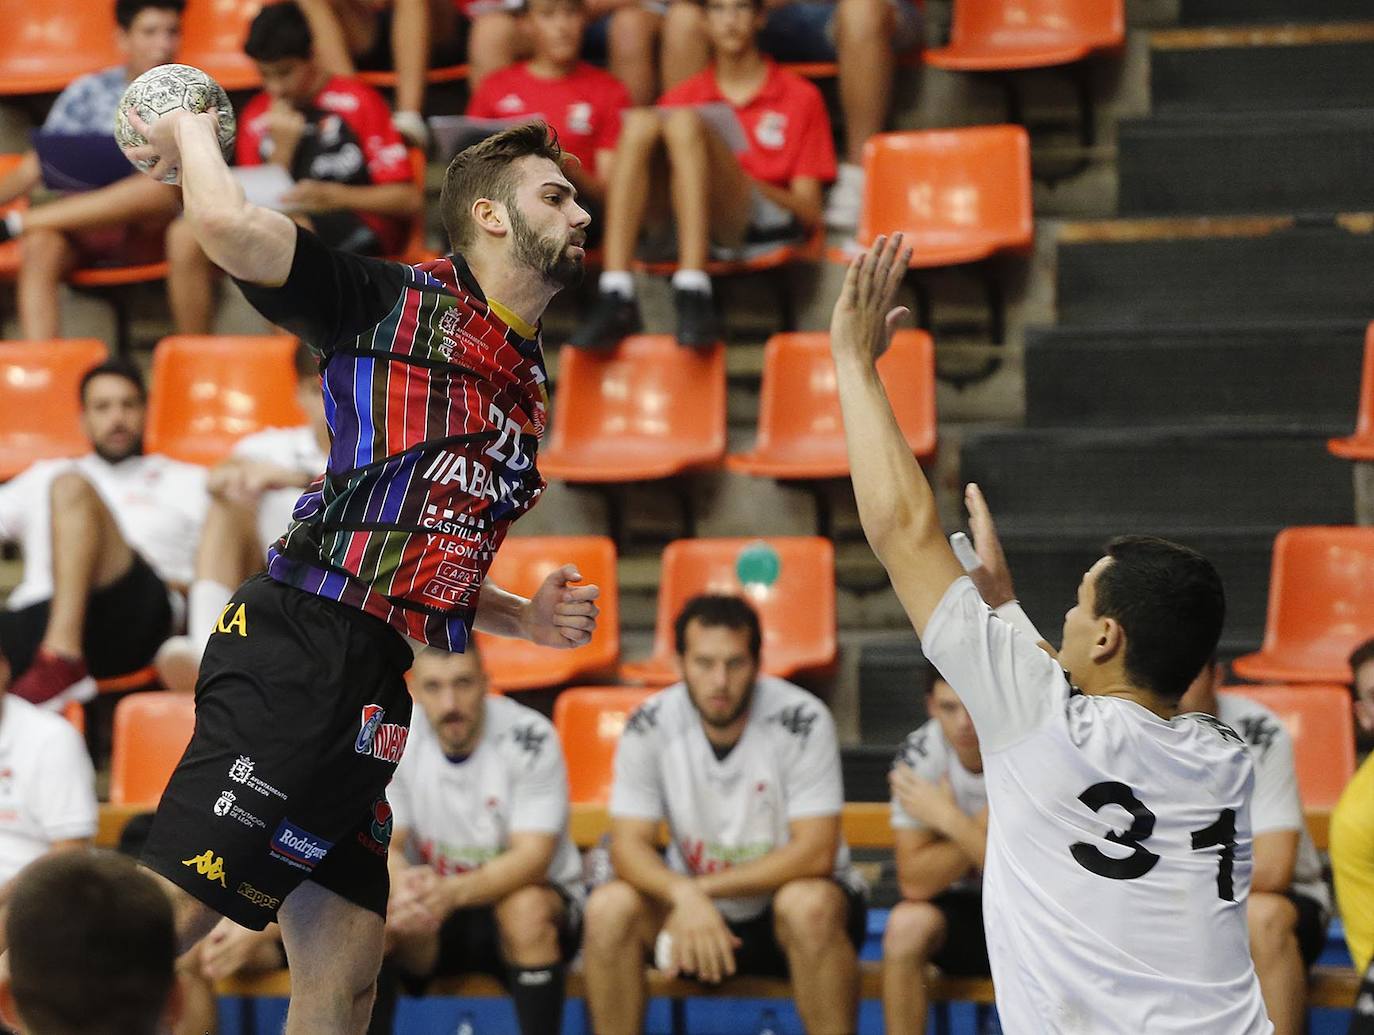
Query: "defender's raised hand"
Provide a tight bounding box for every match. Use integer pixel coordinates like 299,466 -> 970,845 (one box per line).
829,232 -> 913,366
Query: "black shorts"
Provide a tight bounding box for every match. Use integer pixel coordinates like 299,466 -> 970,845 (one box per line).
428,890 -> 583,980
141,574 -> 414,930
1289,890 -> 1328,971
724,880 -> 867,979
0,553 -> 171,679
930,888 -> 990,977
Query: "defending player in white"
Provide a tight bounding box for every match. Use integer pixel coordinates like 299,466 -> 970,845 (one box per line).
831,234 -> 1272,1033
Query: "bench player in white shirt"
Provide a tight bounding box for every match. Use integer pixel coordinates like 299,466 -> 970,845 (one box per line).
583,594 -> 868,1035
885,675 -> 989,1035
375,645 -> 584,1035
0,360 -> 206,708
830,234 -> 1272,1034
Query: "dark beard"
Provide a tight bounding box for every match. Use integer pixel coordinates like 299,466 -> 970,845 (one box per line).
689,680 -> 755,730
93,437 -> 143,464
509,205 -> 584,289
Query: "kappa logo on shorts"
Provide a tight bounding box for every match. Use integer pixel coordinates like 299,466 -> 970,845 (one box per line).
236,882 -> 281,911
355,705 -> 409,763
182,850 -> 228,888
215,603 -> 248,637
270,820 -> 333,872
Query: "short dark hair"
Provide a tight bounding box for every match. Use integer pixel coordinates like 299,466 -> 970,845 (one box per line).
673,594 -> 762,660
1093,536 -> 1226,702
115,0 -> 185,30
440,121 -> 568,251
7,851 -> 176,1035
1350,637 -> 1374,682
79,358 -> 146,408
244,1 -> 313,63
293,341 -> 318,381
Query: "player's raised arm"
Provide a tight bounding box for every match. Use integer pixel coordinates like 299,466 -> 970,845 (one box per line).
831,234 -> 964,638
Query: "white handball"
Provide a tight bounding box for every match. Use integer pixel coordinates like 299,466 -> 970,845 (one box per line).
114,63 -> 235,184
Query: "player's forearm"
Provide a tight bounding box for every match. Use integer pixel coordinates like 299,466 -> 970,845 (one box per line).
897,840 -> 973,902
450,844 -> 553,909
610,833 -> 688,906
328,183 -> 423,218
473,578 -> 532,639
937,812 -> 987,870
1251,831 -> 1298,895
693,836 -> 835,900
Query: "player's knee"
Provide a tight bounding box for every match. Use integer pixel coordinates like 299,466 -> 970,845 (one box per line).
661,106 -> 706,146
883,901 -> 945,962
166,217 -> 207,266
584,880 -> 647,955
835,0 -> 889,44
1247,893 -> 1298,962
496,886 -> 560,956
18,228 -> 69,270
773,879 -> 846,949
48,469 -> 99,511
620,109 -> 663,149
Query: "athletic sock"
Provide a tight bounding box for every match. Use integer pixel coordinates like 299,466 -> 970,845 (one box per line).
671,268 -> 711,294
0,211 -> 21,243
188,578 -> 234,649
1351,957 -> 1374,1033
508,962 -> 566,1035
598,270 -> 635,299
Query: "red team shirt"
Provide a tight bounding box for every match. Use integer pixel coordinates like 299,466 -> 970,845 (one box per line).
238,76 -> 412,254
467,63 -> 631,170
657,61 -> 837,189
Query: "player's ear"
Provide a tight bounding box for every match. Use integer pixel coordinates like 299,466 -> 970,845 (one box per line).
1089,617 -> 1123,664
471,197 -> 508,238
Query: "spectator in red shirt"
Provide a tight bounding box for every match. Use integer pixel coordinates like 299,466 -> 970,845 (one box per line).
569,0 -> 834,349
467,0 -> 632,214
165,1 -> 422,334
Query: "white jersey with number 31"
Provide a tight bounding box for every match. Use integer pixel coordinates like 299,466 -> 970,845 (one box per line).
923,578 -> 1272,1035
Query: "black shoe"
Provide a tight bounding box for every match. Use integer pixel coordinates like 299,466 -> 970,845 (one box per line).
569,291 -> 641,350
674,287 -> 718,348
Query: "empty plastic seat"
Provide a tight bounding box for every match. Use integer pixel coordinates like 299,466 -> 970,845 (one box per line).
1233,527 -> 1374,685
0,339 -> 109,480
539,337 -> 726,482
621,536 -> 836,686
1224,684 -> 1355,813
0,153 -> 28,278
1328,323 -> 1374,461
729,330 -> 935,479
0,7 -> 120,95
179,0 -> 264,91
476,536 -> 620,693
145,335 -> 306,466
553,686 -> 655,804
925,0 -> 1125,71
109,691 -> 196,807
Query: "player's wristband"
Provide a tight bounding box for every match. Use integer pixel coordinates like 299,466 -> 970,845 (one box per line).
994,600 -> 1043,643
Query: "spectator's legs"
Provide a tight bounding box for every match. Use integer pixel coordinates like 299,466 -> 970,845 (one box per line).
1355,462 -> 1374,526
468,11 -> 524,90
659,106 -> 754,270
279,882 -> 384,1035
1247,892 -> 1305,1035
583,880 -> 665,1035
834,0 -> 894,167
166,216 -> 217,335
17,229 -> 76,340
881,900 -> 948,1035
297,0 -> 371,77
495,885 -> 569,1035
608,5 -> 664,107
772,878 -> 860,1035
603,110 -> 668,272
391,0 -> 436,116
659,1 -> 709,93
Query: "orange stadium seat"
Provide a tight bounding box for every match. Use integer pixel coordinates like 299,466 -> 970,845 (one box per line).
925,0 -> 1125,71
0,339 -> 108,480
476,536 -> 620,693
553,686 -> 654,804
62,699 -> 85,738
1233,527 -> 1374,685
0,153 -> 29,278
109,691 -> 196,807
729,329 -> 935,479
145,335 -> 306,466
359,64 -> 470,90
0,6 -> 121,96
1328,323 -> 1374,461
540,337 -> 726,482
398,147 -> 431,264
1225,684 -> 1356,813
179,0 -> 265,91
621,536 -> 836,686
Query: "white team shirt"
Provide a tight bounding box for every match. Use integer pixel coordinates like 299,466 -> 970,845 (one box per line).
229,426 -> 328,549
389,695 -> 583,897
891,719 -> 988,889
0,695 -> 98,883
1216,692 -> 1330,913
923,577 -> 1271,1035
0,454 -> 207,609
610,676 -> 863,922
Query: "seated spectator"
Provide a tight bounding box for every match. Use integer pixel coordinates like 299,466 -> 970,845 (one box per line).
580,0 -> 694,107
467,0 -> 632,213
1179,661 -> 1331,1035
660,0 -> 920,229
1350,636 -> 1374,745
166,1 -> 422,335
569,0 -> 834,349
583,595 -> 865,1035
0,0 -> 185,339
370,646 -> 584,1035
0,360 -> 207,707
1330,637 -> 1374,1031
883,675 -> 988,1035
0,850 -> 182,1035
174,918 -> 286,1035
154,343 -> 329,692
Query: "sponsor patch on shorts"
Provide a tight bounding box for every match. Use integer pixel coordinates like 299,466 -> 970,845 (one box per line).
270,819 -> 333,872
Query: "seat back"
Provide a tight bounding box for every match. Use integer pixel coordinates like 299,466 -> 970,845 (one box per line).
145,335 -> 306,465
397,147 -> 430,263
476,536 -> 620,691
0,339 -> 109,479
754,330 -> 935,465
553,686 -> 655,804
178,0 -> 264,90
858,126 -> 1033,255
0,153 -> 28,277
1224,685 -> 1356,812
947,0 -> 1124,52
110,691 -> 197,807
0,6 -> 120,95
648,537 -> 836,679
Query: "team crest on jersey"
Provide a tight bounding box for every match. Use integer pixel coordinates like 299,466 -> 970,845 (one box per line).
355,705 -> 410,762
510,723 -> 548,760
624,701 -> 660,736
567,102 -> 593,135
1192,713 -> 1244,745
756,111 -> 787,150
769,704 -> 817,743
1236,716 -> 1280,759
896,728 -> 929,766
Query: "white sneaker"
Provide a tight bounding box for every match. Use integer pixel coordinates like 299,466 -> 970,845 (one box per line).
393,110 -> 429,149
824,162 -> 866,231
154,635 -> 203,695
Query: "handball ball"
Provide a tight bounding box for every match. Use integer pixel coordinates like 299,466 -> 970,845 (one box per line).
114,63 -> 235,184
